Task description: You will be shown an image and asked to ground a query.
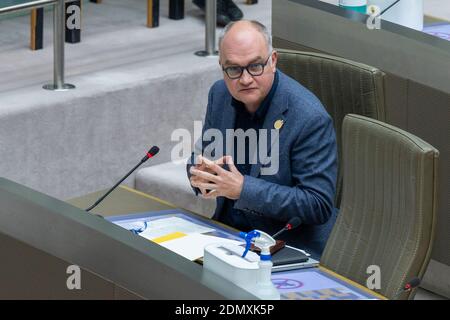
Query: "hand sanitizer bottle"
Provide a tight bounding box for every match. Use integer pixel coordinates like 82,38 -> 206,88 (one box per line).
256,251 -> 281,300
240,230 -> 280,300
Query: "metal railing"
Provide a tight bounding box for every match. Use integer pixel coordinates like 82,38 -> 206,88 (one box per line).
0,0 -> 56,14
0,0 -> 75,91
195,0 -> 218,57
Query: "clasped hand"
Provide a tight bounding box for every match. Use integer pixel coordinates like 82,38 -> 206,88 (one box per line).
189,155 -> 243,200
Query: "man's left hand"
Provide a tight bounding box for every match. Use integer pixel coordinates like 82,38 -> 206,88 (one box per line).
189,155 -> 243,200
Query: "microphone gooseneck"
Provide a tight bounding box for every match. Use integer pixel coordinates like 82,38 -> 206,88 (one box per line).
85,146 -> 160,213
380,0 -> 401,15
272,217 -> 301,239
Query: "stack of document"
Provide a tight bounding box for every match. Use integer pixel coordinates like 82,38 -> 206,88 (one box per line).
124,216 -> 244,261
155,232 -> 244,261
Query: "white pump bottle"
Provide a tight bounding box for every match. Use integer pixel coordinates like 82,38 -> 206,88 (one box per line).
241,230 -> 280,300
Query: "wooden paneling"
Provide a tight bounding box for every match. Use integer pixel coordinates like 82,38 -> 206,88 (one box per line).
30,8 -> 43,51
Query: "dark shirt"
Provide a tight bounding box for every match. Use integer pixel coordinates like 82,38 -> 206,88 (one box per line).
218,71 -> 279,231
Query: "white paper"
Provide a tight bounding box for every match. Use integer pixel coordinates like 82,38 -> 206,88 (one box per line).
159,233 -> 244,261
138,216 -> 215,240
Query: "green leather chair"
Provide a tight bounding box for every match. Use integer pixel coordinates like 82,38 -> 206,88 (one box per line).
276,49 -> 386,208
320,114 -> 438,300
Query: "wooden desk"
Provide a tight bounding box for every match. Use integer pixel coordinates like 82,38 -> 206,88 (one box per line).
67,185 -> 177,216
68,185 -> 386,300
0,177 -> 257,299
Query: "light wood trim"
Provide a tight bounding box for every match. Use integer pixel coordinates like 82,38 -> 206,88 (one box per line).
147,0 -> 153,27
30,9 -> 37,50
319,265 -> 388,300
119,185 -> 177,208
424,14 -> 450,24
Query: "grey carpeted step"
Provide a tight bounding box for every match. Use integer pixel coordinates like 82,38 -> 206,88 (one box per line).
136,160 -> 216,218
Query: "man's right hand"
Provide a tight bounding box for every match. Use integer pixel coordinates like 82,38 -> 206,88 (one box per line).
189,155 -> 224,196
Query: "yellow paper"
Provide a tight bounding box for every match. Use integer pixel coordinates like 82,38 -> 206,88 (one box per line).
151,231 -> 187,244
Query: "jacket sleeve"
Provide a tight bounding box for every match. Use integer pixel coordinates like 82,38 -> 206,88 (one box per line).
186,85 -> 215,195
233,113 -> 338,225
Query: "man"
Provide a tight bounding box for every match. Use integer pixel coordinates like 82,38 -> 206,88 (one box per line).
187,20 -> 337,259
193,0 -> 243,26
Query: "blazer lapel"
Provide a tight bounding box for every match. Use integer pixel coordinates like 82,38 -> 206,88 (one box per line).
249,88 -> 289,177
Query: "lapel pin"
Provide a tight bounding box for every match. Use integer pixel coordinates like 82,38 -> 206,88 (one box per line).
274,119 -> 284,130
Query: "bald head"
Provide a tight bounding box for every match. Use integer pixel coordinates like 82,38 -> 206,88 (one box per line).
218,20 -> 272,60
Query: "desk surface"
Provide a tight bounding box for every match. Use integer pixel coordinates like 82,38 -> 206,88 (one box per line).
67,185 -> 386,300
67,185 -> 177,216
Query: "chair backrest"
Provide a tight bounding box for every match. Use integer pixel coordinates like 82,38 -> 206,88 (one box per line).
276,49 -> 386,207
320,114 -> 438,300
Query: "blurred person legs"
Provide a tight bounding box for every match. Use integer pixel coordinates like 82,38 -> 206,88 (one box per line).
193,0 -> 243,26
225,0 -> 244,21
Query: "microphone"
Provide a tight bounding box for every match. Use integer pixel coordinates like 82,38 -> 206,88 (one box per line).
85,146 -> 160,213
404,277 -> 421,291
380,0 -> 401,16
272,217 -> 301,239
393,277 -> 421,299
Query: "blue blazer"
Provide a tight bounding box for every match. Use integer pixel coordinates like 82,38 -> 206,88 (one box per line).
188,71 -> 338,259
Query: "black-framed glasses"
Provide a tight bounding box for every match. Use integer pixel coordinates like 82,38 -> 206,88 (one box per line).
222,53 -> 272,79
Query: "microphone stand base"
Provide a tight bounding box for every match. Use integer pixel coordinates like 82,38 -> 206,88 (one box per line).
43,83 -> 76,91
